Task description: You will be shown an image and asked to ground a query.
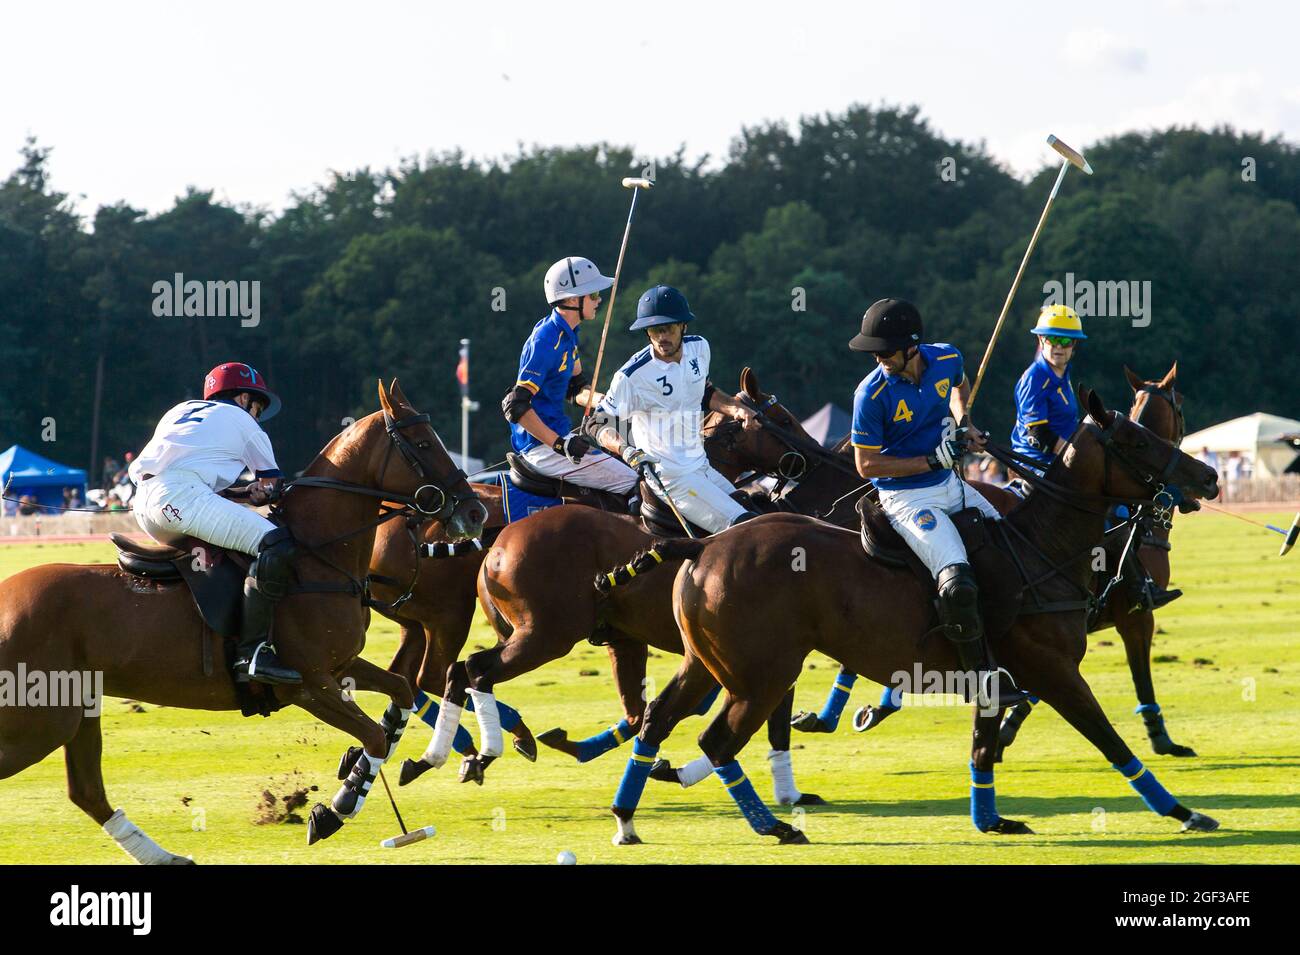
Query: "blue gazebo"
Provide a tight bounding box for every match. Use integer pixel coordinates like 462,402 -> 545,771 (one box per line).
0,445 -> 88,512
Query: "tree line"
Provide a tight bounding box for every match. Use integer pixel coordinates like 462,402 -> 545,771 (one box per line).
1,104 -> 1296,474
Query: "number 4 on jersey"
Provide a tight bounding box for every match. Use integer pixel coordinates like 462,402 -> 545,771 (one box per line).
893,399 -> 914,424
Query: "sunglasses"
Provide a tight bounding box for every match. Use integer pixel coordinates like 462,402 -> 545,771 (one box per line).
1042,336 -> 1077,348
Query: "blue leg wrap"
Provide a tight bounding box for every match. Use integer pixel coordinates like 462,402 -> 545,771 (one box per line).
692,684 -> 722,717
970,761 -> 1001,831
716,760 -> 779,833
1113,756 -> 1177,815
612,738 -> 660,812
412,692 -> 473,754
1135,703 -> 1161,715
816,670 -> 858,729
877,683 -> 903,712
1027,694 -> 1040,705
576,719 -> 633,763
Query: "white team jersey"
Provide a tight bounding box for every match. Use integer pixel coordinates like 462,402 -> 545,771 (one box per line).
601,335 -> 712,476
129,399 -> 281,492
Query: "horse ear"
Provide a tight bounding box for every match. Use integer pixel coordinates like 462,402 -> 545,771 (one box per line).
740,367 -> 764,400
1085,388 -> 1110,423
1160,361 -> 1178,388
1123,365 -> 1143,392
390,378 -> 411,409
378,378 -> 394,415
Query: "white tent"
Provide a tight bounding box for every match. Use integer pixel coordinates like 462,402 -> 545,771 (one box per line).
1181,413 -> 1300,478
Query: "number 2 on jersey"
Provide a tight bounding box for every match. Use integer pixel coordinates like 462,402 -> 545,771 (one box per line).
175,401 -> 218,425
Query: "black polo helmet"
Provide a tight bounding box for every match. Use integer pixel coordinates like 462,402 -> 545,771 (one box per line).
848,298 -> 923,353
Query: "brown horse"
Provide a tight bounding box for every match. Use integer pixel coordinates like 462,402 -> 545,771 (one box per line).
811,364 -> 1198,758
425,371 -> 849,813
360,369 -> 831,789
0,380 -> 486,862
617,389 -> 1221,844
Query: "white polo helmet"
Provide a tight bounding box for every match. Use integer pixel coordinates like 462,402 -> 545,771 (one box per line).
544,256 -> 614,306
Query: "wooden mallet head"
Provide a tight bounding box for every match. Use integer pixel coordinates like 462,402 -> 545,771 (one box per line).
1047,135 -> 1094,175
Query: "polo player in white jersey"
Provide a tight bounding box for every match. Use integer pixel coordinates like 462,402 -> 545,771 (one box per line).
130,362 -> 300,686
584,285 -> 758,533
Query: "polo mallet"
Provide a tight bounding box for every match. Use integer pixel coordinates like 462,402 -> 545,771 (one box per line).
642,465 -> 698,539
967,135 -> 1094,413
1198,501 -> 1300,557
583,176 -> 655,418
376,768 -> 435,848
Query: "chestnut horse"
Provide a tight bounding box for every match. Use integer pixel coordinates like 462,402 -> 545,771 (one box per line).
806,364 -> 1199,758
619,390 -> 1221,844
0,380 -> 486,862
360,369 -> 839,788
424,371 -> 856,814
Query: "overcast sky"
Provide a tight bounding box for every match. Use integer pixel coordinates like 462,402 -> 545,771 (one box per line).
4,0 -> 1296,218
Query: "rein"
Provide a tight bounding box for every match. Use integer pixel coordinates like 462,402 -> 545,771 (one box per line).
273,409 -> 478,613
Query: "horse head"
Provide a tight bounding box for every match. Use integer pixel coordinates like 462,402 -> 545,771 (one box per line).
702,367 -> 820,482
1067,386 -> 1217,514
353,379 -> 488,541
1124,362 -> 1184,446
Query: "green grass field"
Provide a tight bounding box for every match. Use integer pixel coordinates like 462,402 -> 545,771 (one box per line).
1,511 -> 1297,865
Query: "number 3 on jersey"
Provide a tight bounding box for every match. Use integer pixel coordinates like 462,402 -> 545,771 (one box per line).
892,399 -> 914,424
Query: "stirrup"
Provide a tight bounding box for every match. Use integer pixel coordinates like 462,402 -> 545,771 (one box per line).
978,667 -> 1030,709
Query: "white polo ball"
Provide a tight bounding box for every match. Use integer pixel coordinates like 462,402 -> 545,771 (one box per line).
556,850 -> 577,865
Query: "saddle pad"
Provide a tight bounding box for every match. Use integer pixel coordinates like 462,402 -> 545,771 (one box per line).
477,472 -> 563,524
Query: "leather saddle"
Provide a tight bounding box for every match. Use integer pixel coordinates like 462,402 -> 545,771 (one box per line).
855,496 -> 1024,642
505,452 -> 631,514
637,479 -> 711,539
111,533 -> 248,639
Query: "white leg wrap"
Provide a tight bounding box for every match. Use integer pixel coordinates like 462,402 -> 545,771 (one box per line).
768,749 -> 802,806
612,815 -> 639,846
466,688 -> 504,759
423,701 -> 463,769
676,754 -> 714,789
103,808 -> 182,865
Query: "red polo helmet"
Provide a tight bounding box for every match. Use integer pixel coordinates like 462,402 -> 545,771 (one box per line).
203,363 -> 282,421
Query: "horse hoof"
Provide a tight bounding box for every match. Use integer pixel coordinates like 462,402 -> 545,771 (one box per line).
851,705 -> 895,734
307,803 -> 344,845
398,758 -> 432,787
993,744 -> 1005,764
985,818 -> 1033,835
767,822 -> 810,845
790,711 -> 828,733
648,758 -> 679,784
513,733 -> 538,763
458,756 -> 487,785
611,831 -> 642,846
337,745 -> 364,780
1153,739 -> 1197,758
792,792 -> 826,807
537,728 -> 581,760
1181,811 -> 1219,833
167,854 -> 196,865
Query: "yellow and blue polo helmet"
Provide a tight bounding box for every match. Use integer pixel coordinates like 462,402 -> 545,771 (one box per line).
1030,304 -> 1086,340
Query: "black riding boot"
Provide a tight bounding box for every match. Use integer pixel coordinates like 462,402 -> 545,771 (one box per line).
1121,550 -> 1181,613
233,527 -> 302,686
936,563 -> 1029,710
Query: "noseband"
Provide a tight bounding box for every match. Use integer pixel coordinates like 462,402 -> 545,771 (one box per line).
377,410 -> 475,521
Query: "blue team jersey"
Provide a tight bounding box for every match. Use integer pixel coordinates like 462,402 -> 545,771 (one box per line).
1010,353 -> 1079,471
510,309 -> 581,454
851,343 -> 965,490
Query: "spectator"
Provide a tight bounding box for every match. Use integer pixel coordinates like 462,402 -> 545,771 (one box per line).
1195,445 -> 1220,477
18,494 -> 39,515
101,455 -> 120,490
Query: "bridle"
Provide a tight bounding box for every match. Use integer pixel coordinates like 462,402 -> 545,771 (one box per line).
273,409 -> 482,612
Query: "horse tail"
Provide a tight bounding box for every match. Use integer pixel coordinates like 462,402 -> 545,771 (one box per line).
594,539 -> 706,596
421,538 -> 484,559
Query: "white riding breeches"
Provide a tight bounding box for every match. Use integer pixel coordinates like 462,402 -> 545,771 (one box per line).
876,470 -> 1002,578
654,462 -> 748,534
519,444 -> 637,495
133,470 -> 275,557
